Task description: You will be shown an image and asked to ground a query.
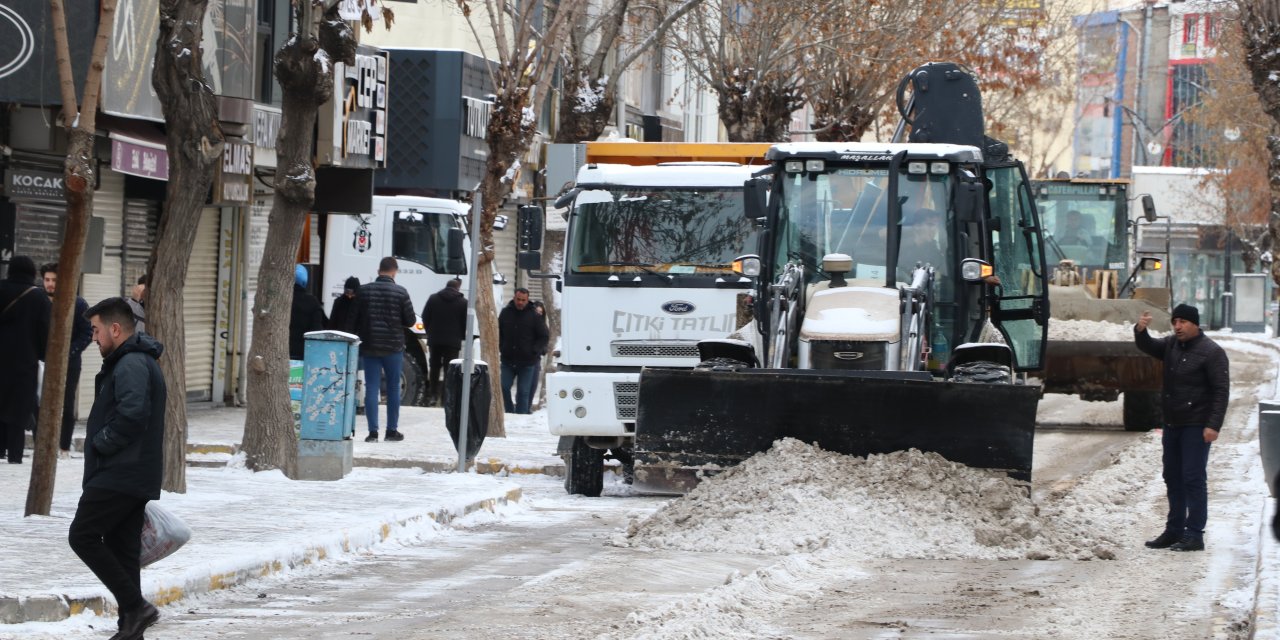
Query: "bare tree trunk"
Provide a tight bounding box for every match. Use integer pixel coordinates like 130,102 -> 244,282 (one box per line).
27,0 -> 118,516
148,0 -> 224,494
474,260 -> 505,436
241,6 -> 352,474
1240,0 -> 1280,286
555,81 -> 615,144
717,81 -> 800,142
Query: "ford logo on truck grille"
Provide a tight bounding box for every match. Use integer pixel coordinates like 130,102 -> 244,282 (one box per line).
661,301 -> 695,314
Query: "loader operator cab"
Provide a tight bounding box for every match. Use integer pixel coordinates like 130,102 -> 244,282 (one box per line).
754,144 -> 1048,375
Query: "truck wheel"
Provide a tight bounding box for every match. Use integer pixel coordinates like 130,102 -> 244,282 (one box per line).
401,355 -> 426,407
1123,391 -> 1161,432
564,436 -> 604,497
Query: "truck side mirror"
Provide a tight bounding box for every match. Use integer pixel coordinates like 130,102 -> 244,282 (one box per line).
744,177 -> 769,221
953,181 -> 981,222
1141,194 -> 1157,222
447,227 -> 466,274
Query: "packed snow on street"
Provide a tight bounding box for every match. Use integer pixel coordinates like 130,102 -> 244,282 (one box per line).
9,335 -> 1280,640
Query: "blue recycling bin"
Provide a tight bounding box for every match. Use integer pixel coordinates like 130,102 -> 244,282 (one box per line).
300,330 -> 360,441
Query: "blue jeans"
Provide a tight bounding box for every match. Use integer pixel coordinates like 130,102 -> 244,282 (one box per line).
501,362 -> 536,414
363,351 -> 404,433
1162,425 -> 1213,536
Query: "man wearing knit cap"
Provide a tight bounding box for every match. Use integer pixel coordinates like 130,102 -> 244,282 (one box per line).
0,257 -> 51,463
1135,303 -> 1230,552
289,264 -> 327,360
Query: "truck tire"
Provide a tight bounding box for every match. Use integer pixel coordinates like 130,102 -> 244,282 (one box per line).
401,354 -> 426,407
950,361 -> 1011,384
564,436 -> 604,497
1123,391 -> 1162,432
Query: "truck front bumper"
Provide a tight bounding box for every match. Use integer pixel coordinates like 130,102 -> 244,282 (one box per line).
546,371 -> 638,437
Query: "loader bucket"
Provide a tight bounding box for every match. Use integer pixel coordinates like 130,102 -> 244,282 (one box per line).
1041,340 -> 1162,399
633,367 -> 1039,494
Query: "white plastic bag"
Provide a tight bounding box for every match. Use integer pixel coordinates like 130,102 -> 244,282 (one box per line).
140,502 -> 192,567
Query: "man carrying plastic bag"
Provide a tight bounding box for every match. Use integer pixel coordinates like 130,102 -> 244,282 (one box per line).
68,297 -> 168,640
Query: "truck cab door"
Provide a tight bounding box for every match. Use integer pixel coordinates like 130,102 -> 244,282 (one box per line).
984,163 -> 1049,371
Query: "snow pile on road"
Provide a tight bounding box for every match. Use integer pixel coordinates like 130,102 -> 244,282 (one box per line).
615,438 -> 1120,561
1048,318 -> 1143,341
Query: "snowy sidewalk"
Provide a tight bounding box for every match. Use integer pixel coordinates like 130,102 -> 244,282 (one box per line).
0,405 -> 557,627
182,405 -> 565,476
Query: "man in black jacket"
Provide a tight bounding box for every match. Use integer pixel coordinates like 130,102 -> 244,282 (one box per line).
69,297 -> 166,640
1135,303 -> 1230,552
328,276 -> 360,334
354,257 -> 416,441
0,256 -> 50,463
498,288 -> 549,414
422,278 -> 467,406
41,262 -> 94,457
289,264 -> 327,360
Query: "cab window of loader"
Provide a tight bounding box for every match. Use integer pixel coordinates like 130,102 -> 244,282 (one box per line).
986,165 -> 1046,371
777,168 -> 892,282
391,210 -> 460,274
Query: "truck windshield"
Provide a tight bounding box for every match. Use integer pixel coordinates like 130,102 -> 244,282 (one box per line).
391,209 -> 464,274
569,188 -> 754,275
776,167 -> 950,283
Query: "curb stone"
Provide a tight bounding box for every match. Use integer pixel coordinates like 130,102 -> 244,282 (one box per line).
0,487 -> 522,625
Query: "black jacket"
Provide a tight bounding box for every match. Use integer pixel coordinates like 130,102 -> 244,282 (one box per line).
328,294 -> 358,334
84,332 -> 166,500
498,301 -> 549,366
354,275 -> 416,357
69,296 -> 92,365
289,284 -> 328,360
423,286 -> 467,349
0,277 -> 50,428
1135,328 -> 1231,430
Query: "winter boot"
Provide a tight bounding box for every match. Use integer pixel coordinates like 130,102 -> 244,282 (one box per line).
1144,530 -> 1181,549
1169,534 -> 1204,552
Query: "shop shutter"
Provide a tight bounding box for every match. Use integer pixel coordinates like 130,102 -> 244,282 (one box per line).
182,207 -> 220,401
14,201 -> 65,267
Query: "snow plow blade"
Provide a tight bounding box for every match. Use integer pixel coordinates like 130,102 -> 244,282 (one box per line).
632,368 -> 1039,494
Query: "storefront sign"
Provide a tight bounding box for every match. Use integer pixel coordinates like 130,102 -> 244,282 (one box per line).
0,1 -> 95,104
111,137 -> 170,181
317,45 -> 389,170
4,168 -> 65,200
338,0 -> 382,20
252,105 -> 281,170
464,96 -> 491,139
213,139 -> 253,205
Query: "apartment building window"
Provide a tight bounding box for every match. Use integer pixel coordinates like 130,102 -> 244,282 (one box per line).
1205,15 -> 1219,46
1182,15 -> 1200,56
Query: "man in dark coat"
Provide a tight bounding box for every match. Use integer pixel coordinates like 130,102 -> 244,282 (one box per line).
0,256 -> 50,463
69,296 -> 166,640
353,257 -> 416,441
289,264 -> 327,360
328,276 -> 360,334
498,288 -> 549,414
422,278 -> 467,406
41,262 -> 94,456
1136,303 -> 1230,552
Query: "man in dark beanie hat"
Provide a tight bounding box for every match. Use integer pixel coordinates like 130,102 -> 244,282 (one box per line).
1134,303 -> 1230,552
0,256 -> 51,462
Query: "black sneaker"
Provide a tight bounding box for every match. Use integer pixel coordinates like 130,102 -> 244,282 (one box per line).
385,430 -> 404,442
1144,530 -> 1181,549
364,432 -> 379,443
1169,535 -> 1204,552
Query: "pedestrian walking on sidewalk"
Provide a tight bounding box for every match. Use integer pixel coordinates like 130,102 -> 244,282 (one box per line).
0,256 -> 50,464
41,262 -> 93,457
289,264 -> 327,360
422,278 -> 466,406
498,288 -> 548,414
354,257 -> 416,442
530,300 -> 548,406
69,297 -> 166,640
1135,304 -> 1230,552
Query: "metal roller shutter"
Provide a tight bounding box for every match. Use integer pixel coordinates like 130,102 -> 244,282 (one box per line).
493,211 -> 517,302
79,171 -> 127,417
14,201 -> 64,267
122,197 -> 158,293
243,198 -> 271,352
183,207 -> 220,401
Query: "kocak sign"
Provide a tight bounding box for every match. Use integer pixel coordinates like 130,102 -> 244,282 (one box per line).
4,169 -> 65,200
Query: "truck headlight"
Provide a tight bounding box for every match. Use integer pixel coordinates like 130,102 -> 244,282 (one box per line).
574,406 -> 587,418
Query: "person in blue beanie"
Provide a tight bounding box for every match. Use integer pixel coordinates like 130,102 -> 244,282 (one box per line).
289,264 -> 326,360
1135,303 -> 1230,552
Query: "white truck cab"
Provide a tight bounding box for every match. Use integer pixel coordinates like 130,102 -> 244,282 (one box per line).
322,195 -> 471,404
524,143 -> 771,495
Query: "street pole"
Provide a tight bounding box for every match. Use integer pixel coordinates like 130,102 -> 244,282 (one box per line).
457,192 -> 483,473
